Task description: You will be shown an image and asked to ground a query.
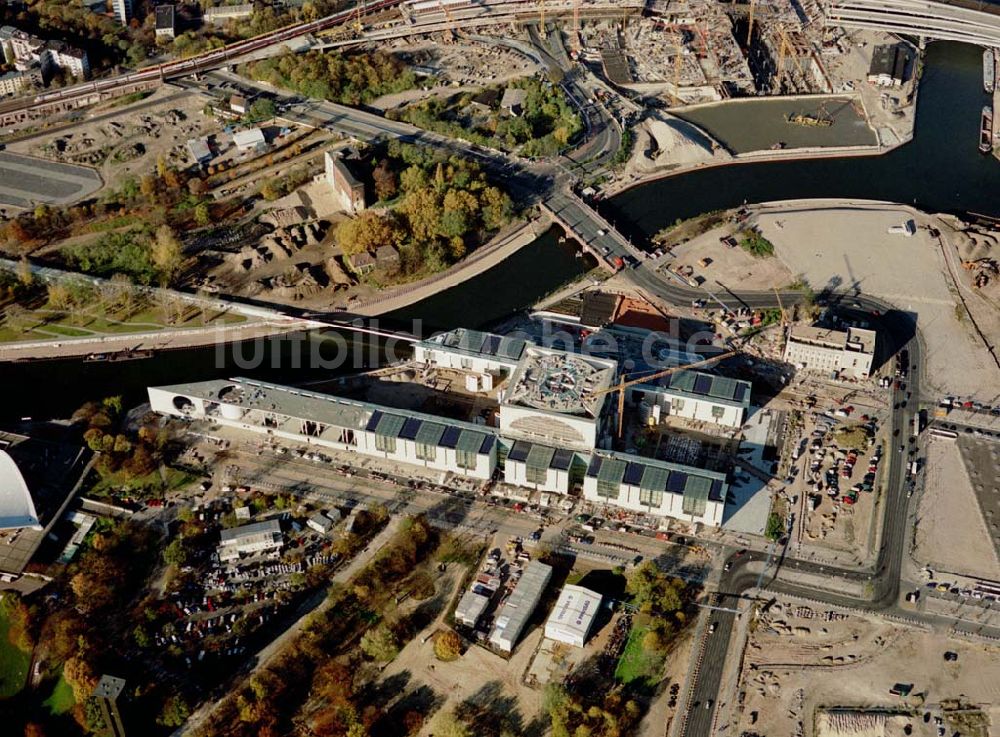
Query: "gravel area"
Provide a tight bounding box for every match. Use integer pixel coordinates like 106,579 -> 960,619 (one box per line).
913,436 -> 1000,581
754,202 -> 1000,399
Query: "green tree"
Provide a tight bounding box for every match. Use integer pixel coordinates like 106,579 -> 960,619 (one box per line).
152,225 -> 183,283
157,693 -> 191,727
372,159 -> 398,201
163,539 -> 188,567
359,623 -> 399,662
245,98 -> 276,123
336,211 -> 403,257
401,188 -> 442,244
440,189 -> 478,239
430,710 -> 471,737
480,186 -> 514,230
193,202 -> 211,226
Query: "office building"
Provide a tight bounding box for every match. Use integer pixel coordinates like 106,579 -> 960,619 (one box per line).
544,585 -> 602,647
148,330 -> 740,529
0,67 -> 40,96
93,675 -> 127,737
583,451 -> 727,527
0,26 -> 89,79
0,433 -> 89,594
626,369 -> 752,429
500,345 -> 617,452
489,561 -> 552,652
784,325 -> 877,379
112,0 -> 134,26
155,5 -> 176,39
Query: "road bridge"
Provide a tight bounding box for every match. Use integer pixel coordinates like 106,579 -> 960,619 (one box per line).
825,0 -> 1000,46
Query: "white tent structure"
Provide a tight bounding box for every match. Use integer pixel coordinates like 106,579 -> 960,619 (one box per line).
0,450 -> 40,531
544,585 -> 602,648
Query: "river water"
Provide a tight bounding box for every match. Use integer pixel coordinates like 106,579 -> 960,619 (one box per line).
0,41 -> 993,421
606,42 -> 996,239
675,95 -> 877,151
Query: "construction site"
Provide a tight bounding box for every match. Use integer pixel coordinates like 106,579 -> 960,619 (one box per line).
724,597 -> 997,737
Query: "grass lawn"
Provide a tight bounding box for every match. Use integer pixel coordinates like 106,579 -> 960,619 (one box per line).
43,672 -> 75,715
614,622 -> 664,686
0,302 -> 248,344
0,597 -> 31,699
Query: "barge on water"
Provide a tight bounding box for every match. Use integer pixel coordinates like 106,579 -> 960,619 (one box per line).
981,105 -> 993,155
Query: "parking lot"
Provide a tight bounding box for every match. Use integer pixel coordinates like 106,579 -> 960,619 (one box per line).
0,150 -> 101,208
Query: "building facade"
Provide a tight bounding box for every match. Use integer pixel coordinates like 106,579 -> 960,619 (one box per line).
155,5 -> 176,39
626,369 -> 751,429
218,519 -> 283,562
784,326 -> 876,379
583,451 -> 727,527
325,150 -> 365,213
205,3 -> 254,23
112,0 -> 134,26
0,26 -> 89,80
0,68 -> 40,96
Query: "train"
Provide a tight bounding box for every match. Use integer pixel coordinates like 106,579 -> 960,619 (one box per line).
4,0 -> 406,113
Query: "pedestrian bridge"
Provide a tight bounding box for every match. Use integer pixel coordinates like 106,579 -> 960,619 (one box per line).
826,0 -> 1000,46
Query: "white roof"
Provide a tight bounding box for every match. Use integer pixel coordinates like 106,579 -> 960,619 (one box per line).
233,128 -> 265,148
0,449 -> 40,531
544,585 -> 602,646
455,590 -> 489,626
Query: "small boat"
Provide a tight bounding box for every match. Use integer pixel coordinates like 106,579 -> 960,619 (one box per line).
985,49 -> 995,94
770,141 -> 786,150
981,105 -> 993,154
108,349 -> 153,362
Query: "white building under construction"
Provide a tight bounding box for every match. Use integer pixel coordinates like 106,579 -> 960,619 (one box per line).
148,330 -> 736,528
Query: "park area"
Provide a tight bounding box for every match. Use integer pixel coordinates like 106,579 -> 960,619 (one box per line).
0,267 -> 246,344
0,594 -> 31,700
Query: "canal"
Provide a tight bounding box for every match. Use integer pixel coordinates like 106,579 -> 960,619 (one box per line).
0,41 -> 994,421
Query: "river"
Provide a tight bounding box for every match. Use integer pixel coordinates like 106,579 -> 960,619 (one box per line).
0,41 -> 993,421
605,42 -> 996,239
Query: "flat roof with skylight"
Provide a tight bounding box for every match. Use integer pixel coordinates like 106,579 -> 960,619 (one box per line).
504,346 -> 616,419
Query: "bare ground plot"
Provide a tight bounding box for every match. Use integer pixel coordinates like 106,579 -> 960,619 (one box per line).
378,40 -> 541,86
378,616 -> 546,737
11,86 -> 219,199
754,204 -> 1000,399
737,599 -> 1000,737
912,436 -> 1000,581
666,223 -> 794,291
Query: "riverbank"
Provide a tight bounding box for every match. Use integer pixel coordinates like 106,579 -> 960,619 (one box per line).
0,320 -> 316,363
605,134 -> 905,201
350,215 -> 552,317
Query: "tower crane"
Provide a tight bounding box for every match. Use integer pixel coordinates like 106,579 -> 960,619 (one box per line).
588,349 -> 742,437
